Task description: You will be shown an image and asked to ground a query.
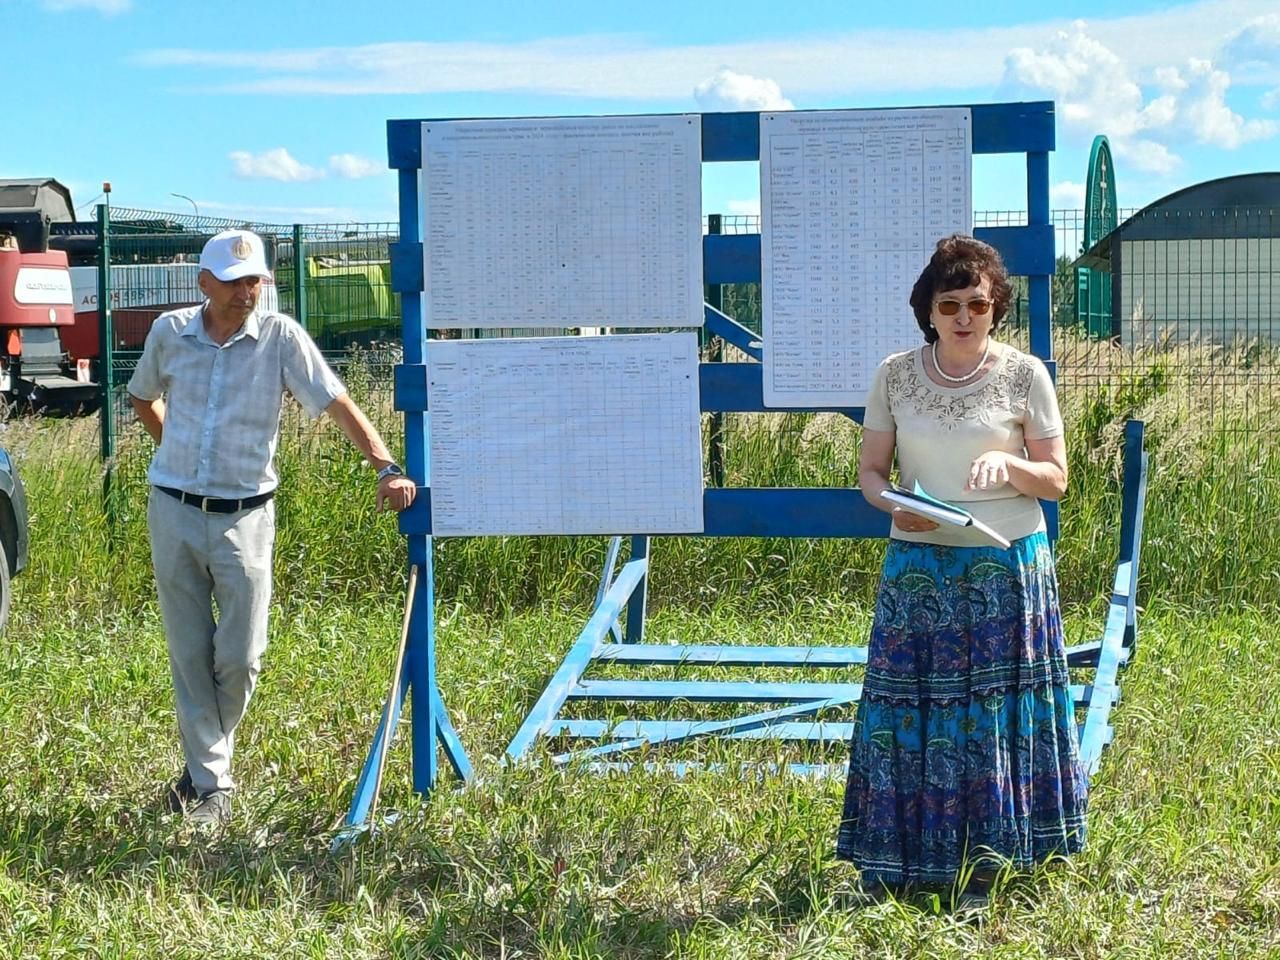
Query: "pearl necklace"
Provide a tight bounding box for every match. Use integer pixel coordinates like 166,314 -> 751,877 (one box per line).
931,339 -> 990,383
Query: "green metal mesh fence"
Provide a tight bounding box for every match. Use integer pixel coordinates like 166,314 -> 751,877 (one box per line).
93,206 -> 1278,506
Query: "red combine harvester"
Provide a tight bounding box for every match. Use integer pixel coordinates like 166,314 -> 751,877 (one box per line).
2,178 -> 282,418
47,213 -> 281,360
0,179 -> 96,417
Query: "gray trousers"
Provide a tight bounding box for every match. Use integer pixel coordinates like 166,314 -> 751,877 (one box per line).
148,488 -> 275,795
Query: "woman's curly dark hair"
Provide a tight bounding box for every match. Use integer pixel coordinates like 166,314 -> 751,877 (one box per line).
908,234 -> 1014,344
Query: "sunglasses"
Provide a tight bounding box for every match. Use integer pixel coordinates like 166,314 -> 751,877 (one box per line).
935,297 -> 993,317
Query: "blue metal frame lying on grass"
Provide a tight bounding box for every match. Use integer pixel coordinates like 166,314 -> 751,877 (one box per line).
338,101 -> 1148,836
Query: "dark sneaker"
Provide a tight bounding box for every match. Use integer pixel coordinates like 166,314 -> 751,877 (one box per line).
188,790 -> 232,826
166,768 -> 198,813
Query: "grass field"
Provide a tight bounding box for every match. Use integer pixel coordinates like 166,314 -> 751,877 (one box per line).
2,355 -> 1278,958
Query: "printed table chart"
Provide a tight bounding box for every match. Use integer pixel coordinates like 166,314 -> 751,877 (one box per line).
420,115 -> 704,330
760,108 -> 972,407
426,333 -> 704,536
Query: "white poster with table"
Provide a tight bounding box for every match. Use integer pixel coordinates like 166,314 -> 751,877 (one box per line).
420,114 -> 704,331
426,332 -> 704,537
760,107 -> 973,408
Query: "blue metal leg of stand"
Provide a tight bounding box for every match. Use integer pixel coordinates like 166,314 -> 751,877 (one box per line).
1078,562 -> 1132,777
434,684 -> 473,781
704,304 -> 763,360
506,556 -> 650,761
596,536 -> 624,644
336,544 -> 475,851
335,673 -> 471,851
339,657 -> 412,840
1078,420 -> 1148,778
1118,421 -> 1149,653
410,541 -> 439,796
625,536 -> 648,644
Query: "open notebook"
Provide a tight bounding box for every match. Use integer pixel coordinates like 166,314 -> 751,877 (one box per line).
881,481 -> 1012,549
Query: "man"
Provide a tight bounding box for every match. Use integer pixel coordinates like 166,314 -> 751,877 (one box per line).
128,228 -> 415,825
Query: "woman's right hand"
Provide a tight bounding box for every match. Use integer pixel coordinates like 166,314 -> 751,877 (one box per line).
891,507 -> 939,533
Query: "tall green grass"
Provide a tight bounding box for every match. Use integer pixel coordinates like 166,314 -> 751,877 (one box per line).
10,333 -> 1275,627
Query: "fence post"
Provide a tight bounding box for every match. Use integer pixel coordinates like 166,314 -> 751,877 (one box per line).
291,224 -> 307,329
96,201 -> 116,526
705,214 -> 725,488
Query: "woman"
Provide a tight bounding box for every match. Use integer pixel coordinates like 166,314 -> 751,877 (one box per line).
835,234 -> 1087,892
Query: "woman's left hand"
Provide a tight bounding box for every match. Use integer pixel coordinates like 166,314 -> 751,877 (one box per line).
967,451 -> 1012,491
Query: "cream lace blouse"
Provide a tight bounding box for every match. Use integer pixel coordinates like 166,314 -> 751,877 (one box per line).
863,344 -> 1064,546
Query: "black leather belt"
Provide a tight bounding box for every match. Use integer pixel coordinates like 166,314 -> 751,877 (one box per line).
156,486 -> 274,514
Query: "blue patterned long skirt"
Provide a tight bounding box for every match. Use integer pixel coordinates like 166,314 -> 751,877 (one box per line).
835,532 -> 1088,887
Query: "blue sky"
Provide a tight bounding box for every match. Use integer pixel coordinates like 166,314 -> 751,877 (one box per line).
4,0 -> 1278,228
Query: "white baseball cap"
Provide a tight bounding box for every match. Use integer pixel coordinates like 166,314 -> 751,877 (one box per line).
199,229 -> 271,281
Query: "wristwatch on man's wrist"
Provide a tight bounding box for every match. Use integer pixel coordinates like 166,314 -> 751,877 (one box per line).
375,462 -> 404,482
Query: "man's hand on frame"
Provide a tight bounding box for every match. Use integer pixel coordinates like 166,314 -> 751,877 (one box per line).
378,475 -> 417,513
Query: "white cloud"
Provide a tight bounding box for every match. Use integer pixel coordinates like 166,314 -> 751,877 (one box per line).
1004,22 -> 1160,139
1050,181 -> 1086,207
1152,66 -> 1188,92
1176,58 -> 1278,147
1221,14 -> 1280,85
1112,139 -> 1180,176
41,0 -> 130,13
229,148 -> 325,182
193,199 -> 378,222
1002,22 -> 1177,172
1002,19 -> 1276,174
1262,88 -> 1280,110
694,69 -> 793,111
134,2 -> 1280,98
329,153 -> 384,179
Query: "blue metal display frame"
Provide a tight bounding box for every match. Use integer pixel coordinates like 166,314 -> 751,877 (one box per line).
339,101 -> 1147,833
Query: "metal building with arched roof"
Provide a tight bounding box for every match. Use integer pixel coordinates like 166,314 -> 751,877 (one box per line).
1075,172 -> 1279,347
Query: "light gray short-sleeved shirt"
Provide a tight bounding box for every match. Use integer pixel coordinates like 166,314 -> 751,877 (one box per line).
127,305 -> 346,499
